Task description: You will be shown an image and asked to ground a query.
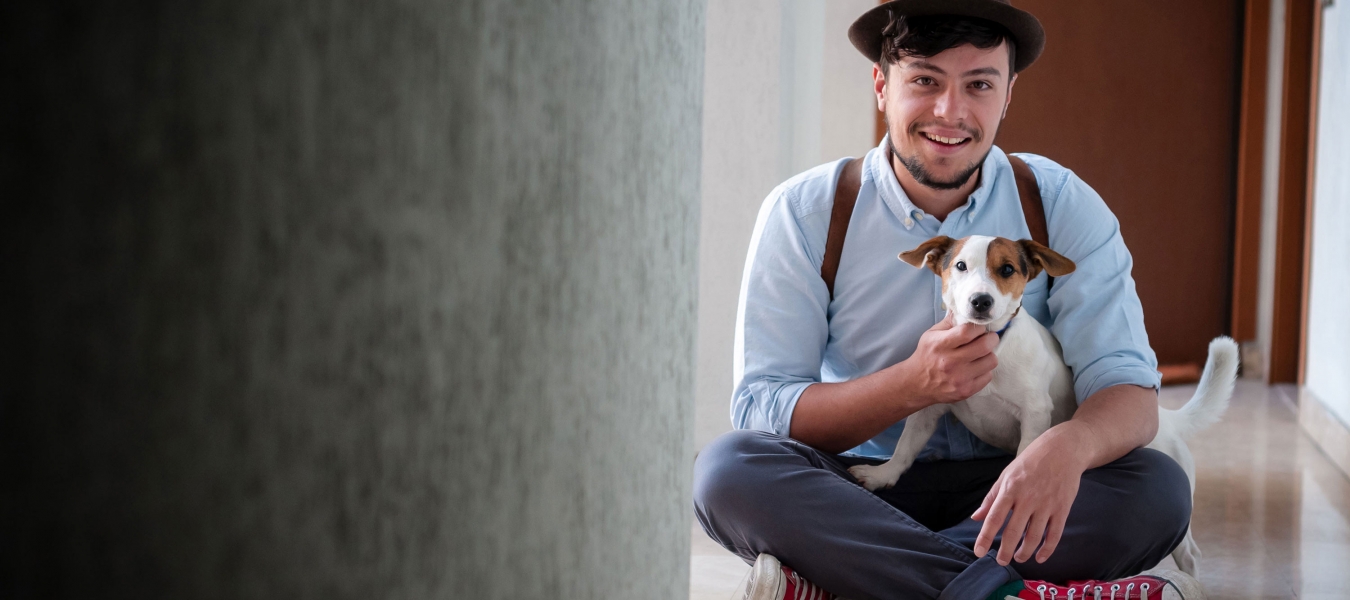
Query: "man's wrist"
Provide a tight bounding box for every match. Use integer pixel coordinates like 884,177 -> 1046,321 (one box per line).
1040,421 -> 1097,473
886,359 -> 926,414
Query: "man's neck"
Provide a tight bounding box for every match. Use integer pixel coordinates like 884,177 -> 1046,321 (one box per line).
889,154 -> 982,222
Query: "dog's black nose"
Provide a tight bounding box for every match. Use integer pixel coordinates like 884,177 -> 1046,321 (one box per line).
971,294 -> 993,314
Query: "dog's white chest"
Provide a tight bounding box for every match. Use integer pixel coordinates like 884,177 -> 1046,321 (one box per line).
950,389 -> 1026,454
951,315 -> 1074,454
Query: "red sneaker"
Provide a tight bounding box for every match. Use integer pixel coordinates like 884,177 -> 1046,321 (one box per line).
743,553 -> 836,600
998,568 -> 1204,600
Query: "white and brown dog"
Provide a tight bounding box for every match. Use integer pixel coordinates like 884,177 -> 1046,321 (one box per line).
846,234 -> 1238,577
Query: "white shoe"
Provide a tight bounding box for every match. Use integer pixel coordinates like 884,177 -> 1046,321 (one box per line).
743,553 -> 835,600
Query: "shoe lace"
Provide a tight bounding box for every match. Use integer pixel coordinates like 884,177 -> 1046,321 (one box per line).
785,568 -> 831,600
1029,577 -> 1179,600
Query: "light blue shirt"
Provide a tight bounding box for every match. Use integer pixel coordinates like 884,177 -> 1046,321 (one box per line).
731,137 -> 1160,461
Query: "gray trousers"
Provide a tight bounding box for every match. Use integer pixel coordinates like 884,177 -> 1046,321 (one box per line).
692,430 -> 1192,600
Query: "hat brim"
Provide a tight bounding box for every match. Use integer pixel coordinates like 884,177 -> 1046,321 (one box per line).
849,0 -> 1045,73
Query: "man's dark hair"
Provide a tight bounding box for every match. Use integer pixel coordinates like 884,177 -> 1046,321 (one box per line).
879,14 -> 1016,77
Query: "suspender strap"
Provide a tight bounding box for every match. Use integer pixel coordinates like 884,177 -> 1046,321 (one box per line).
820,154 -> 1047,300
1007,154 -> 1048,248
821,158 -> 862,300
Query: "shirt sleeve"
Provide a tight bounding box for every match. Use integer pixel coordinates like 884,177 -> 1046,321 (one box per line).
1037,165 -> 1162,402
729,181 -> 834,436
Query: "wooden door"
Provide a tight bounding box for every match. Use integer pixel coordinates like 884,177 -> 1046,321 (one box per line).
993,1 -> 1245,367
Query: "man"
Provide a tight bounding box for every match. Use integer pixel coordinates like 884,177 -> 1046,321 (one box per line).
692,2 -> 1202,599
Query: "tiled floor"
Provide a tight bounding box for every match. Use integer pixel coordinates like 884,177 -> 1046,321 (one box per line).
690,381 -> 1350,599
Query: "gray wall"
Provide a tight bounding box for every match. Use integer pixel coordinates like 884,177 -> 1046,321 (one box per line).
0,1 -> 703,598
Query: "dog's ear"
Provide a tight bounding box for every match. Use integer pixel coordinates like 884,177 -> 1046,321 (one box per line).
899,236 -> 956,276
1018,239 -> 1076,278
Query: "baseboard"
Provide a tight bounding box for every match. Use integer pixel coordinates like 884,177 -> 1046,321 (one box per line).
1299,387 -> 1350,480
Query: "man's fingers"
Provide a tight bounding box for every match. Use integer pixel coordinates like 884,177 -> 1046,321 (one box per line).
968,351 -> 999,375
1014,513 -> 1048,563
971,474 -> 1002,521
946,330 -> 999,361
1035,515 -> 1066,563
996,508 -> 1030,566
933,312 -> 956,330
944,323 -> 988,346
972,489 -> 1012,557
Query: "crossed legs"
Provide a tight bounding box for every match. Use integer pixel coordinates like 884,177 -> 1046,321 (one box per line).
692,430 -> 1192,600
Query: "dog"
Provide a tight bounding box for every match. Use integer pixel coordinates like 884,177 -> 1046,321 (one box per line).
845,234 -> 1238,577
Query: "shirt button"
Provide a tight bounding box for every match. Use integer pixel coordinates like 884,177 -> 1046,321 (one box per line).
904,217 -> 914,228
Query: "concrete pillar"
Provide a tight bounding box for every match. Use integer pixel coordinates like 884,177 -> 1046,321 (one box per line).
0,2 -> 703,598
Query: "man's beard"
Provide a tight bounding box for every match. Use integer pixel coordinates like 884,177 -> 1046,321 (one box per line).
887,124 -> 990,191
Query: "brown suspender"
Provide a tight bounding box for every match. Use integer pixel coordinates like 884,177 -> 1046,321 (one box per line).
821,158 -> 862,300
1007,155 -> 1048,248
820,154 -> 1047,300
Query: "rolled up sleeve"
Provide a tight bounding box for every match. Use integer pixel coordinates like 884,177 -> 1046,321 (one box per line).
730,182 -> 833,436
1039,168 -> 1161,402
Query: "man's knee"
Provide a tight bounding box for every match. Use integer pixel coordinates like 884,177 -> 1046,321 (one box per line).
692,429 -> 792,518
1109,447 -> 1193,534
1077,447 -> 1192,575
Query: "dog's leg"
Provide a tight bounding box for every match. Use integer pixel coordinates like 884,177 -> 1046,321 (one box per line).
848,406 -> 947,491
1171,529 -> 1201,577
1016,401 -> 1053,456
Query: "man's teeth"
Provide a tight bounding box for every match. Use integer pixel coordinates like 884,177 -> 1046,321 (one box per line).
924,133 -> 968,145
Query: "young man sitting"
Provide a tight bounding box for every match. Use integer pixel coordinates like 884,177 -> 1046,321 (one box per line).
692,1 -> 1203,598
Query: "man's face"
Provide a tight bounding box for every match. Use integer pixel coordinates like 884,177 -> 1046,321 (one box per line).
874,42 -> 1016,190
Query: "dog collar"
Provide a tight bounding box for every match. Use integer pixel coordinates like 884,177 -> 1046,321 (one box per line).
993,307 -> 1020,339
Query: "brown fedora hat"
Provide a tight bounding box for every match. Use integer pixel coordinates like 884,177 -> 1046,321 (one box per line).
849,0 -> 1045,72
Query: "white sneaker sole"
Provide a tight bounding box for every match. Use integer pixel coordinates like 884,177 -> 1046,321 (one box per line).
744,553 -> 786,600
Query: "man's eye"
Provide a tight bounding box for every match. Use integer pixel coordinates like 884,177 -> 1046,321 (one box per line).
915,77 -> 935,86
1000,265 -> 1015,277
971,81 -> 992,91
955,261 -> 967,272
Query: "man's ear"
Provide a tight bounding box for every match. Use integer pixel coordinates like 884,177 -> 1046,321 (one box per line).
899,236 -> 956,276
1018,239 -> 1076,278
873,63 -> 887,112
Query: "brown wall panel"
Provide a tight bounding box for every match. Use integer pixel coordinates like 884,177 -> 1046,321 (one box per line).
994,1 -> 1244,366
1272,0 -> 1317,383
1233,0 -> 1271,343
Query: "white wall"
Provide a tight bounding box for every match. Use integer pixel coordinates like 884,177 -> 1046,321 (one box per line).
696,0 -> 876,452
1255,0 -> 1288,381
1304,0 -> 1350,425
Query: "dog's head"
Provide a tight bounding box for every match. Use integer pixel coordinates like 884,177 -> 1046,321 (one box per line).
899,235 -> 1076,329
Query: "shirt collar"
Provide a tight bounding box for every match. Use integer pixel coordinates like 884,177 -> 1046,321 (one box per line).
866,136 -> 1011,228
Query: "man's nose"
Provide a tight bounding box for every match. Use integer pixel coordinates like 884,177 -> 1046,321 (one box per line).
971,294 -> 994,314
932,86 -> 967,121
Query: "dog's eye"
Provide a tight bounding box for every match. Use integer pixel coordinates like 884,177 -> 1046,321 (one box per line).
955,261 -> 966,272
1000,265 -> 1015,277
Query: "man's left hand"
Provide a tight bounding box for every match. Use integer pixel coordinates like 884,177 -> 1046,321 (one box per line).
970,423 -> 1091,565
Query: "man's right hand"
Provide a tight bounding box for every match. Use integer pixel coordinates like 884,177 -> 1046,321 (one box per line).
898,313 -> 999,406
788,313 -> 999,453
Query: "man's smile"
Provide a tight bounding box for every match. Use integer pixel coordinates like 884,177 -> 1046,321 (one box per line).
921,132 -> 970,146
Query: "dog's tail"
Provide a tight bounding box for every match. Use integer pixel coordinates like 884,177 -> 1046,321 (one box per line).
1161,336 -> 1240,439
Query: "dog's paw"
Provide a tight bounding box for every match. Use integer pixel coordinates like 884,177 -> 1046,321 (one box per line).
847,464 -> 900,491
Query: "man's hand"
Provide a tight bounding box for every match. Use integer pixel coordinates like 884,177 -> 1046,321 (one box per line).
971,424 -> 1089,565
970,385 -> 1158,565
789,314 -> 998,453
898,313 -> 1000,405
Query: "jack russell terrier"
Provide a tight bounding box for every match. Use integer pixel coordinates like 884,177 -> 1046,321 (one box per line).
846,234 -> 1238,577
